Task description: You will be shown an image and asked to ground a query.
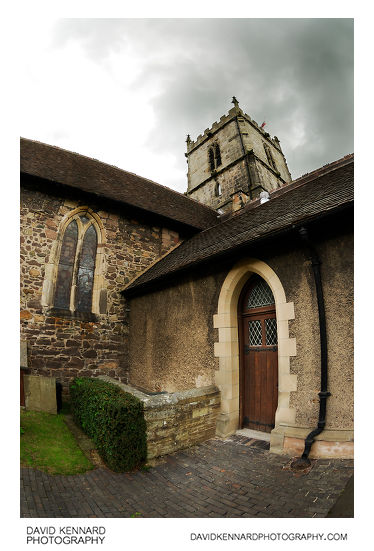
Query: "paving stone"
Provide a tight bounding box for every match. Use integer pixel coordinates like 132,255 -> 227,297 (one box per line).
20,435 -> 353,518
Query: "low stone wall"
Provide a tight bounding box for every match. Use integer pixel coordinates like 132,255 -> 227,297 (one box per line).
98,376 -> 220,459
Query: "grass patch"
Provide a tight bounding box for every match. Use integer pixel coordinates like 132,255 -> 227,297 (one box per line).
20,409 -> 94,475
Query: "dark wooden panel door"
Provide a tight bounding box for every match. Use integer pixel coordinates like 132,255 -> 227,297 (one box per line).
239,276 -> 278,433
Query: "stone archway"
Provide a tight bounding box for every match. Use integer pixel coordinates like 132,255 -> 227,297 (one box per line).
213,258 -> 297,453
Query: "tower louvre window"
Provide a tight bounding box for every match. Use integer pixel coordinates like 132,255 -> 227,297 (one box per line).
209,148 -> 215,171
208,143 -> 222,172
263,143 -> 277,171
215,144 -> 222,167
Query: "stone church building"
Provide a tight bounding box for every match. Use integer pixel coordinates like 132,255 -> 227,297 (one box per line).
20,99 -> 353,461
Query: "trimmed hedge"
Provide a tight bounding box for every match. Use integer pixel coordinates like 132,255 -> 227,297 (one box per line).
70,377 -> 147,472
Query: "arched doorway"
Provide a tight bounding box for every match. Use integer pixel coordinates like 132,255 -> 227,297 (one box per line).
238,275 -> 278,432
214,257 -> 296,445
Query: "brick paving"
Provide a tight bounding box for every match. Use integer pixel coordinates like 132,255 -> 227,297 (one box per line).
20,435 -> 353,518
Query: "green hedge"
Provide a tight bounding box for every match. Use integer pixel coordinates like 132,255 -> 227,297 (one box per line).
70,377 -> 147,472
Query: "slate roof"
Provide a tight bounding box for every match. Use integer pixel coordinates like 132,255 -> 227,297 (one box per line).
20,138 -> 218,230
123,154 -> 354,295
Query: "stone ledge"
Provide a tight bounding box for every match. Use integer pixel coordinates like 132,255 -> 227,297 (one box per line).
273,424 -> 354,442
270,425 -> 354,458
98,376 -> 219,408
97,376 -> 221,459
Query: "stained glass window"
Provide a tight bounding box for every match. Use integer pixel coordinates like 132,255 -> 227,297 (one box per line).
54,217 -> 98,314
247,277 -> 275,309
54,220 -> 78,309
76,225 -> 97,312
80,215 -> 90,225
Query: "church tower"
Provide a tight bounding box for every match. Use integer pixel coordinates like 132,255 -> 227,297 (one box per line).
185,98 -> 292,213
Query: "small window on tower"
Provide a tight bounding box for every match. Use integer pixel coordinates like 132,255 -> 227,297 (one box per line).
215,144 -> 222,167
215,182 -> 222,197
209,148 -> 215,172
263,143 -> 277,171
208,143 -> 222,172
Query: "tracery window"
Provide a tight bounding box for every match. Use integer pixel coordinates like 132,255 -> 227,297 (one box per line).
208,143 -> 222,172
215,143 -> 222,167
246,276 -> 275,309
209,148 -> 215,172
54,213 -> 98,313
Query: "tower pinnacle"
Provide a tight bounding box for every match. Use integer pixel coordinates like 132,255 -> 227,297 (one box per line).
231,96 -> 240,112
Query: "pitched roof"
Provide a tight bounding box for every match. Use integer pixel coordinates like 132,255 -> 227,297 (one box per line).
20,138 -> 218,230
123,154 -> 354,295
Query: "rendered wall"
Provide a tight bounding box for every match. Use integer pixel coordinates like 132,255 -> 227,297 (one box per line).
127,227 -> 353,436
260,230 -> 353,433
127,270 -> 227,393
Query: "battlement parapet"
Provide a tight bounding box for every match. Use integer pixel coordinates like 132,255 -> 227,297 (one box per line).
187,105 -> 281,153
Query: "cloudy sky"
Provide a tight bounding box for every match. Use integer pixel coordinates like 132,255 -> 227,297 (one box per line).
21,18 -> 353,193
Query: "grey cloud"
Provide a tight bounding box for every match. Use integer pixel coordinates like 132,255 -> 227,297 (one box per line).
52,18 -> 353,185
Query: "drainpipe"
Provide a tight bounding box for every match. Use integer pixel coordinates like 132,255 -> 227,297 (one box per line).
291,226 -> 331,469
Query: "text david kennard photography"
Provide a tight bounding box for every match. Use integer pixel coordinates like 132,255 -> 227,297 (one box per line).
26,526 -> 106,545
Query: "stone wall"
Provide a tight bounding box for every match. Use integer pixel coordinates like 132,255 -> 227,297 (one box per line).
186,107 -> 291,211
20,183 -> 181,394
187,159 -> 250,212
187,119 -> 241,194
256,161 -> 282,193
98,376 -> 221,459
239,117 -> 291,184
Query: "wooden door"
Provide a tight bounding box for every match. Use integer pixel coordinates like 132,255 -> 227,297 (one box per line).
239,276 -> 278,432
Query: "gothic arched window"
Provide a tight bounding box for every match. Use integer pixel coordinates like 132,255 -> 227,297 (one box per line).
215,143 -> 222,167
54,214 -> 98,313
209,147 -> 215,172
208,143 -> 222,172
263,143 -> 277,171
246,276 -> 275,309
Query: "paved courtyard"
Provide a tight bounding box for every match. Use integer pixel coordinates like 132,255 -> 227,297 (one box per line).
20,434 -> 353,518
